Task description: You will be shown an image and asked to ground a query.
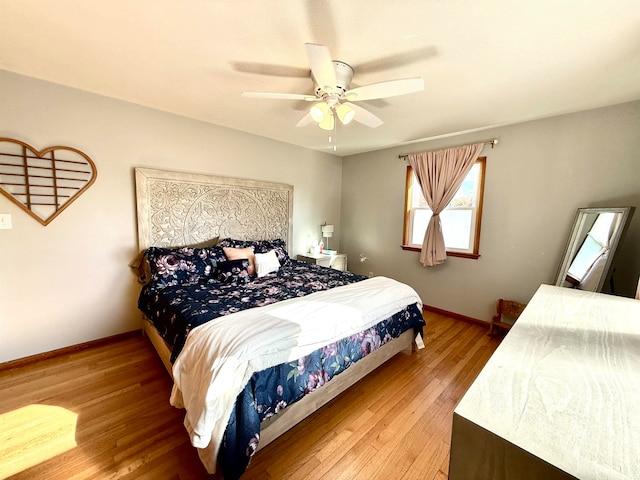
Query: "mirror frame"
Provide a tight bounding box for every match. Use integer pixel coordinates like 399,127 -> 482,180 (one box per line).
555,206 -> 635,292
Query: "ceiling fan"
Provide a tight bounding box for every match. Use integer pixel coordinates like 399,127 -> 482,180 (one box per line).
242,43 -> 424,131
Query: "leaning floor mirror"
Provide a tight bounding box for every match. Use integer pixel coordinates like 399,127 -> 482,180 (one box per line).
555,207 -> 635,293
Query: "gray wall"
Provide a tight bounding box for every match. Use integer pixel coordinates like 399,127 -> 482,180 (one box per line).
2,67 -> 638,363
341,101 -> 640,322
0,70 -> 342,363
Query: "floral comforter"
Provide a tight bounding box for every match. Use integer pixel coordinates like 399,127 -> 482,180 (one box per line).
138,259 -> 370,362
138,260 -> 424,479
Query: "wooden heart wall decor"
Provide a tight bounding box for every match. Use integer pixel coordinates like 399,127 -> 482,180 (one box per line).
0,138 -> 97,226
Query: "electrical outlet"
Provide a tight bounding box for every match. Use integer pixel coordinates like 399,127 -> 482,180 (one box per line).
368,271 -> 373,278
0,213 -> 12,230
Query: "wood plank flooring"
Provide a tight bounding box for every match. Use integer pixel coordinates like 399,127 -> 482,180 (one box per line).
0,312 -> 501,480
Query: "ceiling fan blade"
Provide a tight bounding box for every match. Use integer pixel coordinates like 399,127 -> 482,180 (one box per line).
296,113 -> 315,127
355,46 -> 438,74
344,102 -> 383,128
345,78 -> 424,101
232,61 -> 310,78
305,43 -> 337,91
242,92 -> 317,101
304,1 -> 338,53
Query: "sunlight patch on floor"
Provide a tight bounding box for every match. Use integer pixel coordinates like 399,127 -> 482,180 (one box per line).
0,404 -> 77,479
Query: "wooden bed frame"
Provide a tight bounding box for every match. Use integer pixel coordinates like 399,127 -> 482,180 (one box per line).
134,167 -> 419,454
142,318 -> 415,450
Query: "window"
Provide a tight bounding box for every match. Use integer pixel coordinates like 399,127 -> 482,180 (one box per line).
402,157 -> 486,259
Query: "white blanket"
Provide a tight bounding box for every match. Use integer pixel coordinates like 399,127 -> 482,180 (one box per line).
169,276 -> 422,469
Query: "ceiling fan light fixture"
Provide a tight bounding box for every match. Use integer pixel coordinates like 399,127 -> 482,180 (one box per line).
310,102 -> 329,123
336,103 -> 355,125
244,43 -> 423,133
318,111 -> 335,130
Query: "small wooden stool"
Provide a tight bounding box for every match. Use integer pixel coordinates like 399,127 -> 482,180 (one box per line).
489,299 -> 527,335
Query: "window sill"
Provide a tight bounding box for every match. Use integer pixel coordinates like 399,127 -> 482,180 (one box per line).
400,245 -> 480,260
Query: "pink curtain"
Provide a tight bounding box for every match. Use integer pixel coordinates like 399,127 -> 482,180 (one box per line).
408,143 -> 484,267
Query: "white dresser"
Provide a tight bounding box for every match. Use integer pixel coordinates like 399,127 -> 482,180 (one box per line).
450,284 -> 640,480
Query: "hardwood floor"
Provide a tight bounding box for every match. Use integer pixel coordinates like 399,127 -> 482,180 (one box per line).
0,313 -> 501,480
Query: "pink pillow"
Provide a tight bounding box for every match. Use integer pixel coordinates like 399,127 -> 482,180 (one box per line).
223,246 -> 256,276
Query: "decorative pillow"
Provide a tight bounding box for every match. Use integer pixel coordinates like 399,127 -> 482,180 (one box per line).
258,238 -> 290,265
219,238 -> 290,265
146,246 -> 213,287
254,249 -> 281,278
218,238 -> 250,248
223,246 -> 256,276
215,259 -> 251,284
208,245 -> 228,268
129,249 -> 152,284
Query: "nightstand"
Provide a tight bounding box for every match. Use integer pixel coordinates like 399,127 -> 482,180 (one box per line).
296,253 -> 348,271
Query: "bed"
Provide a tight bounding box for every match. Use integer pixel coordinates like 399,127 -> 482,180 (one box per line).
133,167 -> 425,479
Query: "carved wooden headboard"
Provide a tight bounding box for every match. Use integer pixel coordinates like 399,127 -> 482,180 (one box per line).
134,168 -> 293,251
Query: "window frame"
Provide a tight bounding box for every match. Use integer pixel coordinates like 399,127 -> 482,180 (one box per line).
401,156 -> 486,259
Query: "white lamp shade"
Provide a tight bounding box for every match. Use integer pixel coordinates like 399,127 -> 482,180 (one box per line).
310,102 -> 329,123
322,224 -> 334,237
336,103 -> 355,125
318,112 -> 335,130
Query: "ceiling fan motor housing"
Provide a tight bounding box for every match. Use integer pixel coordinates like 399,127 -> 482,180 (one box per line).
313,61 -> 354,102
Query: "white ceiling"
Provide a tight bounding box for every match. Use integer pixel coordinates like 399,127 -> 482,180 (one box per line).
1,1 -> 640,156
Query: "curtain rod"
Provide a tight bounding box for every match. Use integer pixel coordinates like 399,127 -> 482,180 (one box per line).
398,138 -> 498,161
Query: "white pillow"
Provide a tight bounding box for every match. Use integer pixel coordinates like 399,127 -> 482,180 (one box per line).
254,249 -> 281,278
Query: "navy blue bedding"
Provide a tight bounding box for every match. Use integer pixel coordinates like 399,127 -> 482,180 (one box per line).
221,302 -> 424,479
138,258 -> 424,479
138,259 -> 372,362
